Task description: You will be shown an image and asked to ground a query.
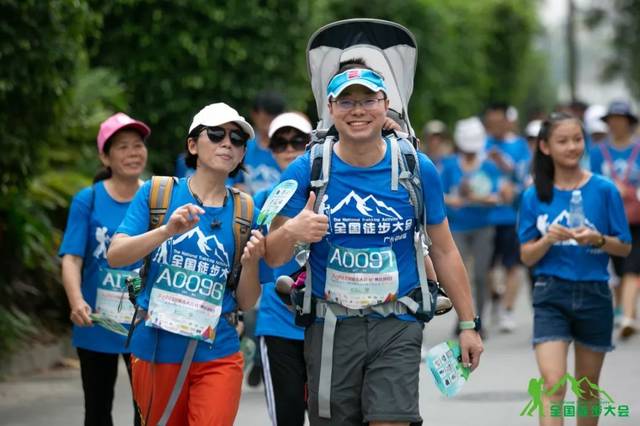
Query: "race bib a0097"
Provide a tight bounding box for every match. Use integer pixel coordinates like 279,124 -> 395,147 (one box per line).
324,244 -> 399,309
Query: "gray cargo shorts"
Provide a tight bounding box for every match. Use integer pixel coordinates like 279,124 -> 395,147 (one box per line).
304,315 -> 423,425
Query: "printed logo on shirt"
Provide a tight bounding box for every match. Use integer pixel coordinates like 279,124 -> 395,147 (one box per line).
153,240 -> 171,264
93,226 -> 111,259
468,171 -> 492,197
602,159 -> 640,184
158,227 -> 231,282
536,211 -> 599,249
331,190 -> 402,219
325,190 -> 412,243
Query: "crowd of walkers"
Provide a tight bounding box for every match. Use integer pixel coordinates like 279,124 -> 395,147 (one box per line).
58,45 -> 639,426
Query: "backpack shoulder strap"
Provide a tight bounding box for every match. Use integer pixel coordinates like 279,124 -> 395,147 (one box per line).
599,143 -> 615,177
126,176 -> 178,346
148,176 -> 178,229
390,136 -> 433,317
227,187 -> 255,290
623,142 -> 640,182
391,136 -> 426,228
309,135 -> 336,213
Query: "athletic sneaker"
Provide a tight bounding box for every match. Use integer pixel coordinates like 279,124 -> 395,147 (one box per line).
619,317 -> 637,340
614,306 -> 623,327
499,309 -> 517,333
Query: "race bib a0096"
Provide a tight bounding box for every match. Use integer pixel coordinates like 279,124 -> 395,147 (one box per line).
147,264 -> 226,343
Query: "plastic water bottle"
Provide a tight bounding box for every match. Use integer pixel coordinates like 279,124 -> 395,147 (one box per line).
425,340 -> 471,397
568,190 -> 585,228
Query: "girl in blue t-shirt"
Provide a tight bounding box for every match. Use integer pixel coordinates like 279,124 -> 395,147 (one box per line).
518,112 -> 631,418
107,103 -> 265,426
59,112 -> 151,426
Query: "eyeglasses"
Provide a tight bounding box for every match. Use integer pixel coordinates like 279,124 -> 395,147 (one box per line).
270,135 -> 309,153
331,97 -> 385,112
201,126 -> 249,147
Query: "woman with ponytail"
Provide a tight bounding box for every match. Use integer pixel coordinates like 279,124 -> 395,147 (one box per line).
518,112 -> 631,425
59,112 -> 150,426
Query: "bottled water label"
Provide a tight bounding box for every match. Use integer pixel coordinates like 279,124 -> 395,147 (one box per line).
425,340 -> 471,397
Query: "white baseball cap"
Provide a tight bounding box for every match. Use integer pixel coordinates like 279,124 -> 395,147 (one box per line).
525,120 -> 542,139
587,118 -> 609,134
422,119 -> 446,136
268,112 -> 312,138
188,103 -> 254,139
585,104 -> 606,124
454,117 -> 486,153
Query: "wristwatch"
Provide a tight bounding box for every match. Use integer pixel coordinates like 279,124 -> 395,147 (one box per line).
593,233 -> 606,249
459,316 -> 482,332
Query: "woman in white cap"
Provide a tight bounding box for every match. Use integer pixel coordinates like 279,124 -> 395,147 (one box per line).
253,112 -> 312,426
59,112 -> 150,426
107,103 -> 266,426
441,117 -> 502,334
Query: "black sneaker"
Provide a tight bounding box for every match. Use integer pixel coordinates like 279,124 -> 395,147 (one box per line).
248,364 -> 263,387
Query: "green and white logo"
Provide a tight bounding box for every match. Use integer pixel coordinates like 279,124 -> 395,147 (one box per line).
520,373 -> 630,419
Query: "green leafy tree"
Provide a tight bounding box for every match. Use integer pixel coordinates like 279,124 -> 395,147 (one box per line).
89,0 -> 318,174
0,0 -> 129,356
320,0 -> 547,128
0,0 -> 97,191
586,0 -> 640,99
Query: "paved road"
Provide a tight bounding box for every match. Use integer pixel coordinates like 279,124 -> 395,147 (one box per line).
1,280 -> 639,425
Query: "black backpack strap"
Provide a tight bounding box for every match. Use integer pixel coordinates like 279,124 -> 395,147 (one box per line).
309,135 -> 335,213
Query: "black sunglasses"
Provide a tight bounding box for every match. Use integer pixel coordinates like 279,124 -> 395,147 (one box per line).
202,126 -> 249,147
270,135 -> 309,153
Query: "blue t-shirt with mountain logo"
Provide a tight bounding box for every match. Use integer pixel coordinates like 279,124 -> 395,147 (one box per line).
518,174 -> 631,282
116,178 -> 259,363
278,138 -> 446,313
59,181 -> 143,353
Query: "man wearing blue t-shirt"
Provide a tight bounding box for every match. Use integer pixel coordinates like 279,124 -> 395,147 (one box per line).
265,60 -> 483,426
484,102 -> 531,332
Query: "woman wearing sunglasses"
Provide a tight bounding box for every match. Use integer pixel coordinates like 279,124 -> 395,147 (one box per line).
253,112 -> 312,426
108,103 -> 266,426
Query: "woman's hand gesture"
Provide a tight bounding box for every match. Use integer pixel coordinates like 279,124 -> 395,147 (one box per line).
163,203 -> 205,237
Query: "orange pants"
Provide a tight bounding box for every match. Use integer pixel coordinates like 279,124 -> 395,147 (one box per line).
131,352 -> 243,426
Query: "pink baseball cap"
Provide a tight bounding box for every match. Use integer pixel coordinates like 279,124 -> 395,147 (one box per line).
96,112 -> 151,153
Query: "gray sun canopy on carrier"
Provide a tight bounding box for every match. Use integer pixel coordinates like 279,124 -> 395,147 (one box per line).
306,18 -> 418,136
